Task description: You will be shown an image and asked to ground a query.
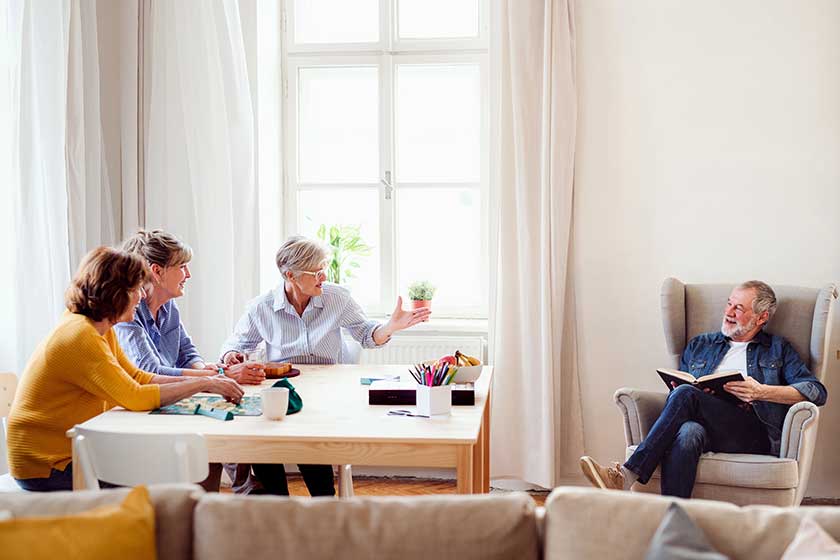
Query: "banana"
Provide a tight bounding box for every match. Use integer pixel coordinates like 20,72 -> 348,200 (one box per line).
455,350 -> 481,366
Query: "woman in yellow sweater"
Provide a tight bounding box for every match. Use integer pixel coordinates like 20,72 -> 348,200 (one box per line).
6,246 -> 244,491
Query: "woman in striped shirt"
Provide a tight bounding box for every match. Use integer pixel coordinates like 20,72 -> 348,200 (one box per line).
218,236 -> 432,496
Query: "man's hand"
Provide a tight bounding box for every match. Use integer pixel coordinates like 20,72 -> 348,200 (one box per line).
724,377 -> 766,403
204,377 -> 244,404
225,362 -> 266,385
222,351 -> 246,366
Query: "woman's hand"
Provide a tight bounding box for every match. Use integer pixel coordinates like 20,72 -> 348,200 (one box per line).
225,362 -> 266,385
204,376 -> 244,403
373,297 -> 432,345
388,296 -> 432,330
222,351 -> 246,366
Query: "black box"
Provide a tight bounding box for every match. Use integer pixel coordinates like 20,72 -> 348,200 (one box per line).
368,382 -> 475,406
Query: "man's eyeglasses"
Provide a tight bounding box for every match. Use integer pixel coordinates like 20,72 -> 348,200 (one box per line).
297,268 -> 327,281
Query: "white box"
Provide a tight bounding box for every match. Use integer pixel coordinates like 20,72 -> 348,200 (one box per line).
416,385 -> 452,416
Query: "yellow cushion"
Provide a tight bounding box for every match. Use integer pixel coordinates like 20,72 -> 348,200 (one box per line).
0,486 -> 156,560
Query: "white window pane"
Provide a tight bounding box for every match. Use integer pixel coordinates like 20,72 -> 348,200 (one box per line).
397,188 -> 482,309
294,0 -> 379,44
396,64 -> 480,183
298,189 -> 380,309
398,0 -> 480,39
299,66 -> 379,183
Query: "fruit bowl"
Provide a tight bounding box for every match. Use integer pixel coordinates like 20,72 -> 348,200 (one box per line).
452,364 -> 483,383
421,360 -> 484,384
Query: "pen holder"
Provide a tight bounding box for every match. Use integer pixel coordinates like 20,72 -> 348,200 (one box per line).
416,385 -> 452,417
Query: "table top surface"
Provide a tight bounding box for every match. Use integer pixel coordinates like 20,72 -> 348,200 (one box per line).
79,365 -> 493,446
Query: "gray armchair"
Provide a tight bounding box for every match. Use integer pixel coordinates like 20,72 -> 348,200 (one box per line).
615,278 -> 837,506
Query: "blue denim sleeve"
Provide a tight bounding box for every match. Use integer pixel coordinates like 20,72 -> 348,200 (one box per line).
783,341 -> 828,406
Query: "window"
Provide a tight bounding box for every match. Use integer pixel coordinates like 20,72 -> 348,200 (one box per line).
282,0 -> 489,317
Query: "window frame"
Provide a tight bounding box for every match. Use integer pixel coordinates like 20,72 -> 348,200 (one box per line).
281,0 -> 490,319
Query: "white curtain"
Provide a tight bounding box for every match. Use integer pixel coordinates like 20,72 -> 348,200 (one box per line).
490,0 -> 584,489
66,0 -> 119,266
144,0 -> 258,360
0,0 -> 129,373
0,0 -> 73,374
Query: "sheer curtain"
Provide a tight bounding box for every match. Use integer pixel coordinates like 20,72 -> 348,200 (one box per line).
0,1 -> 73,373
144,0 -> 258,359
0,0 -> 128,373
490,0 -> 584,489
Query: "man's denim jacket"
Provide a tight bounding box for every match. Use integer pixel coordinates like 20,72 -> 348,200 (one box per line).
679,330 -> 827,456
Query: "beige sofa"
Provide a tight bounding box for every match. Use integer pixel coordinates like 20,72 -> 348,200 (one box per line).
3,484 -> 840,559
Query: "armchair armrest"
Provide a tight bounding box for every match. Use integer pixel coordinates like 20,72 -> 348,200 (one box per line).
613,388 -> 668,447
779,401 -> 819,460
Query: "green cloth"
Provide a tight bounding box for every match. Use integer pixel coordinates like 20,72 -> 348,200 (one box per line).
272,378 -> 303,415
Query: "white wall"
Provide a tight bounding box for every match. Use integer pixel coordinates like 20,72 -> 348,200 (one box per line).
574,1 -> 840,496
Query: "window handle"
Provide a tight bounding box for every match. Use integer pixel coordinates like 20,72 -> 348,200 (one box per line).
381,171 -> 393,200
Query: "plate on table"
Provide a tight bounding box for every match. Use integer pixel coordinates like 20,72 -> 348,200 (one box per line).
264,362 -> 300,379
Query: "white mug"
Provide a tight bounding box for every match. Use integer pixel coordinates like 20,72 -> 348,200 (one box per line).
261,387 -> 289,420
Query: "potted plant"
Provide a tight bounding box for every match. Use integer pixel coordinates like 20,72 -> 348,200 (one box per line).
316,224 -> 372,285
408,280 -> 436,310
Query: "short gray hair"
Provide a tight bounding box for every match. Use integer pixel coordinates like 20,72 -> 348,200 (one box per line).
738,280 -> 777,320
275,236 -> 329,278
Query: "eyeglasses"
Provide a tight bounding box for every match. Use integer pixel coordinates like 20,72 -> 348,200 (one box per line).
296,268 -> 327,281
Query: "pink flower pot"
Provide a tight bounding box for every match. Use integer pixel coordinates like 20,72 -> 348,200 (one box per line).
411,299 -> 432,311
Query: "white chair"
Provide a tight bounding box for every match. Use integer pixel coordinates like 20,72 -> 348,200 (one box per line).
0,372 -> 24,492
71,426 -> 208,490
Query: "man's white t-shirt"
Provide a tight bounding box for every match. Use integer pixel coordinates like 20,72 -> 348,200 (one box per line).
715,341 -> 750,378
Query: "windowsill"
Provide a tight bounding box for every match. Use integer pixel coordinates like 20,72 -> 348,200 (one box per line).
368,316 -> 489,337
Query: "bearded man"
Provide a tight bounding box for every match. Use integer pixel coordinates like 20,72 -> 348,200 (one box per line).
580,280 -> 827,498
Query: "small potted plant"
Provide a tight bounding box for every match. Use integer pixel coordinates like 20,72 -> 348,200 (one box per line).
408,281 -> 436,310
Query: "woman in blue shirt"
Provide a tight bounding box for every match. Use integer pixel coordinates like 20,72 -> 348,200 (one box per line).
116,229 -> 264,383
115,229 -> 266,492
219,235 -> 432,496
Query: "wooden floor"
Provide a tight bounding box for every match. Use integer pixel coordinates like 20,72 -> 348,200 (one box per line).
285,475 -> 549,506
230,476 -> 840,507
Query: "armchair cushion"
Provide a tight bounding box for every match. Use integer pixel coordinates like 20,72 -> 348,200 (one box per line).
625,446 -> 799,489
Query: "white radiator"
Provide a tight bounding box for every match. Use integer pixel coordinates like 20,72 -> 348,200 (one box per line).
358,335 -> 485,366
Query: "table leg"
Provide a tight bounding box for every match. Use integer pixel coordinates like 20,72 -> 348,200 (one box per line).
70,432 -> 85,491
472,435 -> 483,493
456,445 -> 474,494
482,391 -> 491,492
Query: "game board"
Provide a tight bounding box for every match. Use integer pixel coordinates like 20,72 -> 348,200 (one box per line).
151,395 -> 262,416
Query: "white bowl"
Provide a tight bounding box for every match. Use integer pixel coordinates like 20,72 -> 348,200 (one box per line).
452,364 -> 483,383
419,361 -> 484,384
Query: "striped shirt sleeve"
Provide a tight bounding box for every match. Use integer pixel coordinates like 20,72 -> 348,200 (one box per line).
219,304 -> 264,360
115,321 -> 185,377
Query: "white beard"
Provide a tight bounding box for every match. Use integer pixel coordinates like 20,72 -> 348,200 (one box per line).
721,315 -> 758,338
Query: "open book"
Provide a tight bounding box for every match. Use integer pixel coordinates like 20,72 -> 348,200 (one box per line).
656,368 -> 747,406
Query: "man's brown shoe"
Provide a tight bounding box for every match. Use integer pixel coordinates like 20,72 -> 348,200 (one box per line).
580,456 -> 625,490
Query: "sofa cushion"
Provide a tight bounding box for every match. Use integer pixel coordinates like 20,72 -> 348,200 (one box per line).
0,486 -> 155,560
645,502 -> 726,560
194,492 -> 540,560
781,517 -> 840,559
0,483 -> 201,560
627,445 -> 799,489
544,486 -> 840,559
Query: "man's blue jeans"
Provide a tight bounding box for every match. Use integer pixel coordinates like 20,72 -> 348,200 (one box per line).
624,384 -> 770,498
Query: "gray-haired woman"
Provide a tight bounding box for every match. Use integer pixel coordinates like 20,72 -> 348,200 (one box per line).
219,235 -> 431,495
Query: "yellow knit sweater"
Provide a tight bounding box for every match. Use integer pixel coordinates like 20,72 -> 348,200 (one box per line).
7,312 -> 161,479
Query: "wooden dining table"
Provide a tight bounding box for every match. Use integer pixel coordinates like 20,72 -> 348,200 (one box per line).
71,364 -> 493,494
